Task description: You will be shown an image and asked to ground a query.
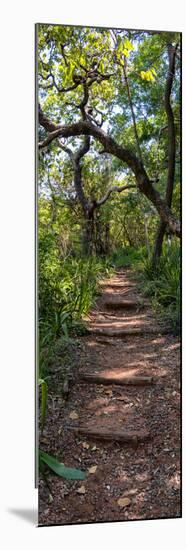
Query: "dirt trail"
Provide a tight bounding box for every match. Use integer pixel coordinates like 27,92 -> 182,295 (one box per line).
39,268 -> 181,525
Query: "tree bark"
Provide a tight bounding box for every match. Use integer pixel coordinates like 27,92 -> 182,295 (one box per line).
153,43 -> 178,264
58,136 -> 96,255
81,209 -> 95,256
122,217 -> 133,246
123,64 -> 143,163
105,223 -> 110,254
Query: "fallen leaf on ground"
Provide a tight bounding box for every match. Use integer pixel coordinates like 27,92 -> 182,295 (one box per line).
105,389 -> 113,397
97,387 -> 104,393
40,437 -> 48,444
88,465 -> 97,474
77,485 -> 86,494
91,445 -> 97,451
69,411 -> 79,420
117,497 -> 131,508
82,442 -> 90,449
116,396 -> 130,402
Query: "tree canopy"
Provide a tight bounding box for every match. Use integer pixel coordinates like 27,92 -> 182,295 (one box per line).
38,26 -> 181,242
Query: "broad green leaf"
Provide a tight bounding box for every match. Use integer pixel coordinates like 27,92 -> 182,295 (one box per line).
39,451 -> 86,480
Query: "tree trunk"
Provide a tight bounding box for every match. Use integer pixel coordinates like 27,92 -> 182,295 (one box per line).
81,211 -> 95,256
153,220 -> 167,262
122,217 -> 133,247
152,43 -> 178,265
123,63 -> 143,163
144,216 -> 151,258
105,223 -> 110,254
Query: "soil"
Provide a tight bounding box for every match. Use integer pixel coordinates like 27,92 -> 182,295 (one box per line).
38,268 -> 181,526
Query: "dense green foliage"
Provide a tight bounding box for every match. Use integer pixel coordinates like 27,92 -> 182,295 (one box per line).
141,241 -> 181,333
39,195 -> 111,376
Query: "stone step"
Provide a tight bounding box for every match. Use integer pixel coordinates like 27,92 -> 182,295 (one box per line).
86,326 -> 169,337
103,299 -> 145,310
99,282 -> 136,289
68,425 -> 150,447
80,372 -> 154,386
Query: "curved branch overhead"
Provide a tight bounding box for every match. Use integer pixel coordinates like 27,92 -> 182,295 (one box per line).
96,184 -> 136,207
58,136 -> 136,216
38,108 -> 180,236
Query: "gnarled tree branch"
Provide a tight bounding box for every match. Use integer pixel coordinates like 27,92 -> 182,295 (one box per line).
96,184 -> 136,207
38,109 -> 180,237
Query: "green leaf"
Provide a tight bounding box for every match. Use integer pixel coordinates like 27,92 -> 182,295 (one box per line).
39,451 -> 86,480
99,60 -> 104,73
39,454 -> 46,474
124,38 -> 134,51
119,59 -> 124,67
140,70 -> 146,80
62,321 -> 69,338
79,55 -> 86,68
140,69 -> 156,82
38,378 -> 48,430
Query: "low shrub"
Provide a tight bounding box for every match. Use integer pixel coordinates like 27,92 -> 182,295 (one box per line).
139,240 -> 181,333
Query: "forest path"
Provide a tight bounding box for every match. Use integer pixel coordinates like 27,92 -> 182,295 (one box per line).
39,268 -> 181,525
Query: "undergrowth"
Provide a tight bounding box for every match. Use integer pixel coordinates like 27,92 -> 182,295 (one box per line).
111,242 -> 181,334
39,254 -> 112,378
38,253 -> 112,442
39,239 -> 180,434
140,241 -> 180,334
111,246 -> 143,268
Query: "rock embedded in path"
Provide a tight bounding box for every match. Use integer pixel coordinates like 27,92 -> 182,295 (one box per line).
68,425 -> 150,446
80,372 -> 154,386
103,298 -> 145,310
86,327 -> 170,337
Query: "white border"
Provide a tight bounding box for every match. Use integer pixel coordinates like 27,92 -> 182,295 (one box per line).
0,1 -> 185,548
